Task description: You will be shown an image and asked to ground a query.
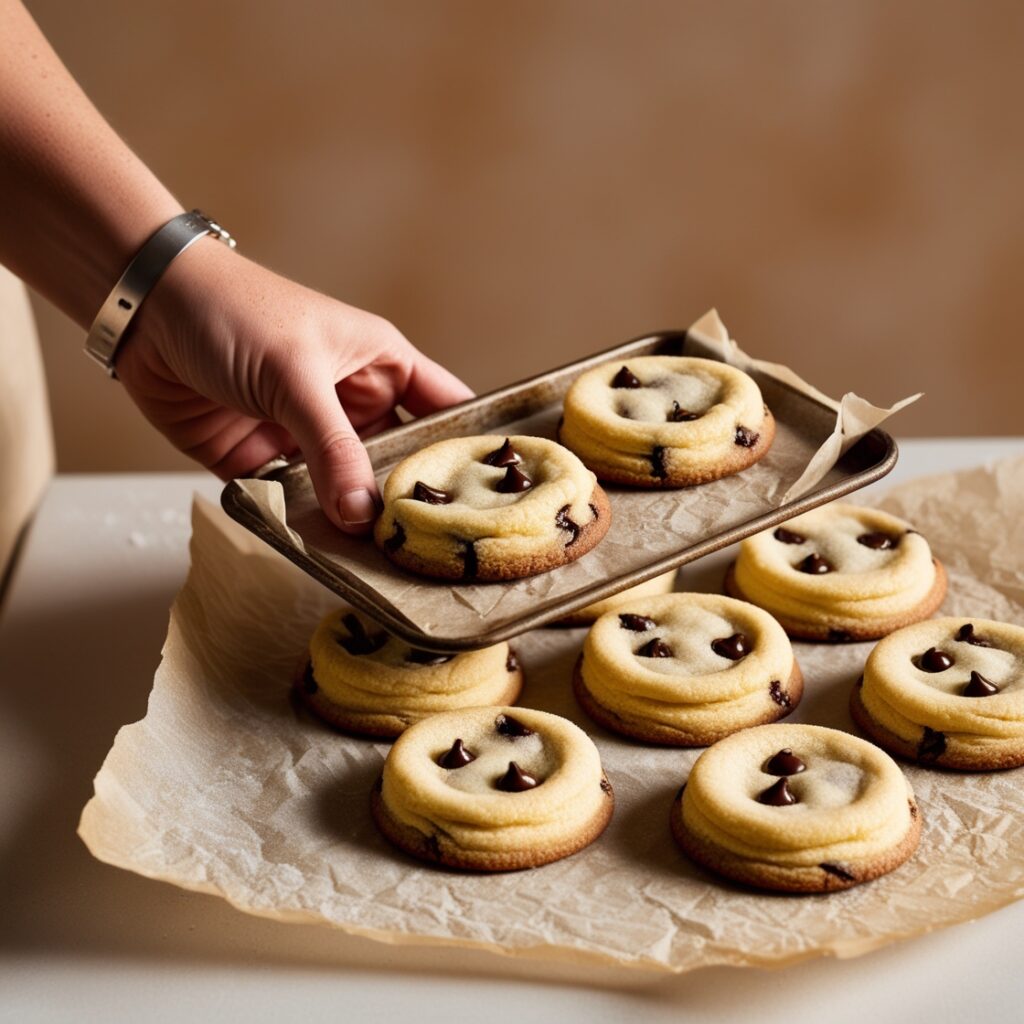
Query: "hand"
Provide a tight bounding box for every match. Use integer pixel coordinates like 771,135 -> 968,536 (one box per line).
115,236 -> 473,533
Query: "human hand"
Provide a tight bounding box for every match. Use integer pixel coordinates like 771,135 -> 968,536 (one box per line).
115,237 -> 473,533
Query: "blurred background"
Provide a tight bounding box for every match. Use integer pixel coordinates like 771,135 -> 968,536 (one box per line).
24,0 -> 1024,471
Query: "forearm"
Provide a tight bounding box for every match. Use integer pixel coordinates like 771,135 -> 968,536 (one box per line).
0,0 -> 182,328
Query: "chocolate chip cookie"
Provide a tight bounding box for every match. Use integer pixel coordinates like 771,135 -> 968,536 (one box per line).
851,617 -> 1024,770
573,593 -> 802,745
672,723 -> 922,892
374,435 -> 610,581
559,356 -> 774,487
372,707 -> 614,870
295,608 -> 523,738
727,503 -> 947,641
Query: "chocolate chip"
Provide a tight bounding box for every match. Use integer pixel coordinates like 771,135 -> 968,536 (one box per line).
302,663 -> 318,694
619,613 -> 656,632
828,629 -> 854,643
483,438 -> 521,467
495,761 -> 538,792
506,650 -> 520,672
555,505 -> 581,546
769,680 -> 791,708
918,727 -> 947,761
338,613 -> 386,655
764,748 -> 806,776
638,638 -> 673,658
962,671 -> 999,697
612,365 -> 642,389
412,481 -> 452,504
460,540 -> 478,580
495,713 -> 533,737
917,647 -> 955,672
711,633 -> 750,660
798,553 -> 833,574
857,531 -> 899,550
383,521 -> 406,552
955,623 -> 993,647
757,778 -> 797,806
909,801 -> 918,818
773,527 -> 806,544
425,834 -> 442,860
406,649 -> 454,666
735,426 -> 759,448
496,464 -> 533,493
437,738 -> 476,768
668,400 -> 700,422
820,863 -> 855,882
588,502 -> 599,520
600,778 -> 613,796
650,445 -> 668,479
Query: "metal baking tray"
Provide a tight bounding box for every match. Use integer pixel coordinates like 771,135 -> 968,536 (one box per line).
221,329 -> 897,651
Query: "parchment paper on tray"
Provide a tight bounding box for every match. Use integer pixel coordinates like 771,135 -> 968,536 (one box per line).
222,311 -> 916,650
79,455 -> 1024,974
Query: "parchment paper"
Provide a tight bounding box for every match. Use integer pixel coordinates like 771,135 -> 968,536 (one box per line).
79,454 -> 1024,974
231,311 -> 917,646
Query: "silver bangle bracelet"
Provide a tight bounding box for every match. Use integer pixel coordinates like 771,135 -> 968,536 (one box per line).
84,209 -> 236,377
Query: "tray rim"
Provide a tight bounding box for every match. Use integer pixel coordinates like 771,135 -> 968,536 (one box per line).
221,329 -> 898,651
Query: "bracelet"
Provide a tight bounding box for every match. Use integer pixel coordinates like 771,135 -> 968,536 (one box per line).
84,209 -> 236,377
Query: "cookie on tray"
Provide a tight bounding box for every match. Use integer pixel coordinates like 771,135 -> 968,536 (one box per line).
550,569 -> 678,627
371,706 -> 614,870
373,435 -> 610,582
295,608 -> 523,739
726,503 -> 947,642
671,723 -> 922,892
851,617 -> 1024,771
573,593 -> 802,745
558,355 -> 774,487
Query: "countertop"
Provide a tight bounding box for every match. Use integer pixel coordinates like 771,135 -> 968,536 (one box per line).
1,438 -> 1022,1023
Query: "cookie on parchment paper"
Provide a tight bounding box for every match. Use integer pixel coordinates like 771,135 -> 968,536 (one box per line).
672,723 -> 921,893
372,706 -> 614,871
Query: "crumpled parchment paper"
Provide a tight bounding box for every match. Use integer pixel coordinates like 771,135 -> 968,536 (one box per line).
78,454 -> 1024,973
230,310 -> 917,644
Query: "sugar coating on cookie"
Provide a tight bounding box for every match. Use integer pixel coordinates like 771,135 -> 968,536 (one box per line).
675,723 -> 919,891
559,356 -> 773,486
729,503 -> 946,641
854,617 -> 1024,770
373,434 -> 610,581
552,569 -> 677,626
298,608 -> 522,737
374,706 -> 613,869
575,593 -> 801,744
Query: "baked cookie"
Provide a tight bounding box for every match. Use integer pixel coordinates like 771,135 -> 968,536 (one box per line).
371,706 -> 614,870
373,435 -> 610,581
573,593 -> 802,745
851,617 -> 1024,771
726,503 -> 947,642
672,723 -> 921,892
559,356 -> 774,487
295,608 -> 523,738
550,569 -> 678,627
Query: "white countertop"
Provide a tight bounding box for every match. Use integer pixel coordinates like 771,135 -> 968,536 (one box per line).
1,438 -> 1022,1023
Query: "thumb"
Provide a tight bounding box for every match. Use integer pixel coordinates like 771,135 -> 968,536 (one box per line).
280,387 -> 380,534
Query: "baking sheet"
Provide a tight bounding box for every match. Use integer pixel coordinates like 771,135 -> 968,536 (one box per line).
222,311 -> 910,650
79,454 -> 1024,974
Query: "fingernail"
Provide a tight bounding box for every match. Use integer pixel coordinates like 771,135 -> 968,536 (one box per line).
339,488 -> 378,526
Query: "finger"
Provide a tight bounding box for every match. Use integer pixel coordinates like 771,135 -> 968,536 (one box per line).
278,387 -> 380,534
357,409 -> 403,439
400,352 -> 475,418
208,422 -> 297,481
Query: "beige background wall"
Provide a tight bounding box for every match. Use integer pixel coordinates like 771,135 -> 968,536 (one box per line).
25,0 -> 1024,472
